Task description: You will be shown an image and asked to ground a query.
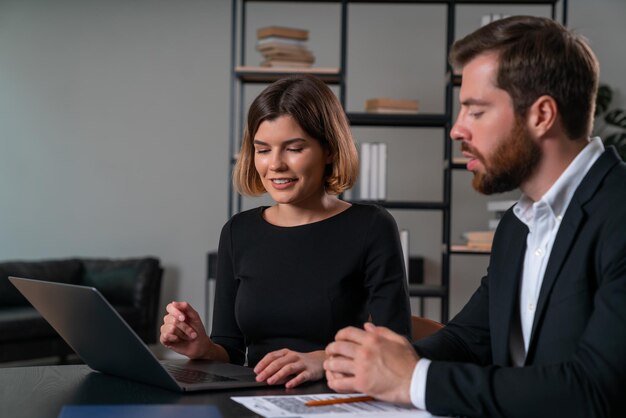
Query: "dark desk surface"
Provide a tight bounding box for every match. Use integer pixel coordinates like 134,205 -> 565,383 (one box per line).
0,361 -> 333,418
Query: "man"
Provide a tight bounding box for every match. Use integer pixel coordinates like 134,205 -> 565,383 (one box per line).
324,15 -> 626,418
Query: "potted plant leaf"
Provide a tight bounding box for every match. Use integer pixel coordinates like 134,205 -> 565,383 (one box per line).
594,84 -> 626,161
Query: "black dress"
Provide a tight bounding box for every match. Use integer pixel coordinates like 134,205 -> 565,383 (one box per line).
210,203 -> 411,367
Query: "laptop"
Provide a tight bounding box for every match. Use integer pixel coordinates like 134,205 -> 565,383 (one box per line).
9,276 -> 266,392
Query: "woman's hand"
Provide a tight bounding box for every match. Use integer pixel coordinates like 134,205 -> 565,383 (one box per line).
254,349 -> 326,388
159,301 -> 223,360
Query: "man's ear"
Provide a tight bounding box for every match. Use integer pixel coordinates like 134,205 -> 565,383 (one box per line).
527,95 -> 558,138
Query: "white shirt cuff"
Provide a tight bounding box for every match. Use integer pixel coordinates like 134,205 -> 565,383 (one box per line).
409,358 -> 431,410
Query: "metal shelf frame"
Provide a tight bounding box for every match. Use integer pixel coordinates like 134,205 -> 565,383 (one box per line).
226,0 -> 567,323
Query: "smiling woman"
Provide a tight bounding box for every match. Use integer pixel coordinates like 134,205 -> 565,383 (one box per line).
251,116 -> 332,216
159,74 -> 411,389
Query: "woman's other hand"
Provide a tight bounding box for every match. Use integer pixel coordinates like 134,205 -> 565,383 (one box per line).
254,349 -> 326,388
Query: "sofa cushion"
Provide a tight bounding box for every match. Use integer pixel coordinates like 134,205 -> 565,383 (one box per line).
0,259 -> 83,307
82,266 -> 137,306
0,307 -> 59,342
81,258 -> 158,306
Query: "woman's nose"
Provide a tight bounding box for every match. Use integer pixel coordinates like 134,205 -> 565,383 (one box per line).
269,151 -> 287,171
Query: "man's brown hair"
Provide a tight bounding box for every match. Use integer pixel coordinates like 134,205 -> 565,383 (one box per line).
450,15 -> 600,140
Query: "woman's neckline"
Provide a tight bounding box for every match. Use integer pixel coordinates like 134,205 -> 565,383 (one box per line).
259,202 -> 354,229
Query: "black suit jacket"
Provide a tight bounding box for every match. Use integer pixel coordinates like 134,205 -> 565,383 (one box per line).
414,147 -> 626,418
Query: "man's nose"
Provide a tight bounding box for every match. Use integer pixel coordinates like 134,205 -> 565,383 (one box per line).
450,117 -> 469,142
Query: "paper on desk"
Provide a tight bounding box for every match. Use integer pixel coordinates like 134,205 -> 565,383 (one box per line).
231,393 -> 439,418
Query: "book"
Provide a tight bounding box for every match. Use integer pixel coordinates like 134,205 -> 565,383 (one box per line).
259,49 -> 315,61
370,143 -> 379,199
357,142 -> 387,200
256,36 -> 307,47
377,142 -> 387,200
462,230 -> 495,250
257,26 -> 308,41
256,42 -> 310,53
465,241 -> 493,251
463,230 -> 495,243
260,60 -> 313,68
257,42 -> 314,60
256,26 -> 317,69
260,52 -> 315,63
400,229 -> 410,280
365,98 -> 419,111
359,142 -> 372,200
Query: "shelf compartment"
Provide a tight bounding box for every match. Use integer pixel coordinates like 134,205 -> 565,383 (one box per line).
347,112 -> 448,127
450,244 -> 491,255
452,73 -> 462,87
244,0 -> 455,3
451,157 -> 469,170
242,0 -> 557,3
455,0 -> 557,4
234,66 -> 341,83
408,284 -> 448,298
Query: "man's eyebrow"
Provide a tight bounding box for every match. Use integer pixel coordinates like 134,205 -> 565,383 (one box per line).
460,98 -> 490,107
253,138 -> 306,146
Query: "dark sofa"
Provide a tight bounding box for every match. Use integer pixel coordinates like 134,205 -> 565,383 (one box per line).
0,257 -> 163,364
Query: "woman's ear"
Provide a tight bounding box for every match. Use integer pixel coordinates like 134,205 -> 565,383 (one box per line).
527,95 -> 558,138
324,146 -> 334,164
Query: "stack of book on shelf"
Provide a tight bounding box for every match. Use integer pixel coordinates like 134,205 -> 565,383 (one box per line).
357,142 -> 387,200
365,98 -> 419,114
461,199 -> 517,251
462,230 -> 495,251
256,26 -> 315,68
487,199 -> 517,230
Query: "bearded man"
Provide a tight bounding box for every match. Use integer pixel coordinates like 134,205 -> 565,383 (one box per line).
324,15 -> 626,418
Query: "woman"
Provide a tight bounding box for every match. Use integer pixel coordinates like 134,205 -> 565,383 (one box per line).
160,74 -> 410,388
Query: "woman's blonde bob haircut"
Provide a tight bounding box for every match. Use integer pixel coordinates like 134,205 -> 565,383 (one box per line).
233,74 -> 358,196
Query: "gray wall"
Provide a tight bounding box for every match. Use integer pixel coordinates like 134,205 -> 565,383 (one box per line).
1,0 -> 624,356
0,0 -> 231,358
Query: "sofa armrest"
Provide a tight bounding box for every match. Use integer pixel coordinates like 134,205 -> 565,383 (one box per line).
81,257 -> 163,343
0,259 -> 84,308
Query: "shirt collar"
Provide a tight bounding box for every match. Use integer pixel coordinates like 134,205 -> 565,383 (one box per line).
514,137 -> 605,226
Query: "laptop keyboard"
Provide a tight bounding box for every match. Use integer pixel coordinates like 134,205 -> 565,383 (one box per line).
165,364 -> 238,384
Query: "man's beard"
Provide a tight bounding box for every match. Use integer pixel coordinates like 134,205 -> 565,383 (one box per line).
463,118 -> 541,195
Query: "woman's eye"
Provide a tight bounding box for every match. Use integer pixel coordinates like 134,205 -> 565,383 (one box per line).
469,111 -> 484,119
255,149 -> 270,154
287,148 -> 303,153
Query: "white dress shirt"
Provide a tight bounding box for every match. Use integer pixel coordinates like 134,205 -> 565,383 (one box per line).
409,138 -> 605,410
